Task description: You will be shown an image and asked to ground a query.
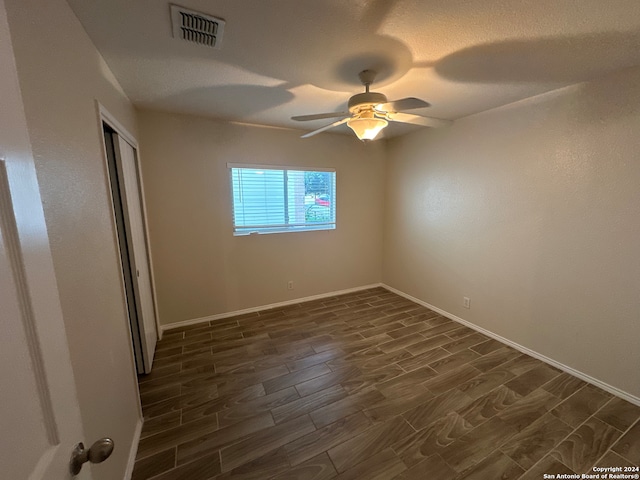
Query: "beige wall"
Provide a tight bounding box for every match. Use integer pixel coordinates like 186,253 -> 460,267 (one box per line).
383,67 -> 640,399
5,0 -> 141,478
137,110 -> 385,326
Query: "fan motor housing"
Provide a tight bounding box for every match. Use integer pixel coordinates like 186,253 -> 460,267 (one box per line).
348,92 -> 387,112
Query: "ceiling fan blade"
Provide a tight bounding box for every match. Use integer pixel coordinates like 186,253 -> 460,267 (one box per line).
292,112 -> 349,122
376,97 -> 430,112
300,117 -> 350,138
387,112 -> 452,128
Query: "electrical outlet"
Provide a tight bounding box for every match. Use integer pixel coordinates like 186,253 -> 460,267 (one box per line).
463,297 -> 470,309
287,281 -> 294,290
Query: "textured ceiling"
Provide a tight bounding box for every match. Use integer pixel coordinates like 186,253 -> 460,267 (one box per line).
67,0 -> 640,138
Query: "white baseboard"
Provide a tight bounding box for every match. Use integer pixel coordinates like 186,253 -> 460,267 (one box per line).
123,419 -> 143,479
382,284 -> 640,407
161,283 -> 383,333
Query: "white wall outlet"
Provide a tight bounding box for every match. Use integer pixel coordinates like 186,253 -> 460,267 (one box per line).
463,297 -> 470,309
287,281 -> 294,290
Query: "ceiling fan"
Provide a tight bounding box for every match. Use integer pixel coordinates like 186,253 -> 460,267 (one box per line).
292,70 -> 452,140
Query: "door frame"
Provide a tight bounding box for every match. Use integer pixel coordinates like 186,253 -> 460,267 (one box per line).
95,104 -> 147,478
97,102 -> 162,348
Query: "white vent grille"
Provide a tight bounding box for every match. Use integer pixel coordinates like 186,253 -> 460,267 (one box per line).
170,5 -> 225,49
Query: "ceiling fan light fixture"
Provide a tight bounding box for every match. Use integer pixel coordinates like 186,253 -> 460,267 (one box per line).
347,114 -> 388,141
293,70 -> 447,139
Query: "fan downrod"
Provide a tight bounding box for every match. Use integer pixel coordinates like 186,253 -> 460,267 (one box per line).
358,70 -> 377,92
349,70 -> 387,112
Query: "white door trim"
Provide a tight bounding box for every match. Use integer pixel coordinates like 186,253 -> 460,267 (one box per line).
95,103 -> 144,412
98,103 -> 138,149
96,104 -> 152,477
97,103 -> 163,341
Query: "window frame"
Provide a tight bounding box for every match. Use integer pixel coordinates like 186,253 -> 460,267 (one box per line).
228,163 -> 336,236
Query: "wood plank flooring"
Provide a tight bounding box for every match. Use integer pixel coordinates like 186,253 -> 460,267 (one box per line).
133,288 -> 640,479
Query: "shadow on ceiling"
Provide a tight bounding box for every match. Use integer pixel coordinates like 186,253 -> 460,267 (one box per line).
158,84 -> 295,120
435,31 -> 640,84
213,0 -> 422,93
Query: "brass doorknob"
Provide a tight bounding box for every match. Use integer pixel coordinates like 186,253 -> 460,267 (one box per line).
69,438 -> 114,475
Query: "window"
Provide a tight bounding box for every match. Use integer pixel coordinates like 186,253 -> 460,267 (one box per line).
229,164 -> 336,235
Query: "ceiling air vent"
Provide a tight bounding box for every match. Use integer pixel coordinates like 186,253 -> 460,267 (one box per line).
170,4 -> 225,49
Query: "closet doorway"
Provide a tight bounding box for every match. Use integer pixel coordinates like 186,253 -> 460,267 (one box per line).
102,115 -> 158,374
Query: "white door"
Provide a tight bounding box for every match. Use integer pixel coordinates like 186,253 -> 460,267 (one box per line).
114,135 -> 157,373
0,0 -> 91,477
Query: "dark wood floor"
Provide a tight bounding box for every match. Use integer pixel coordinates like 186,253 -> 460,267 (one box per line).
132,287 -> 640,480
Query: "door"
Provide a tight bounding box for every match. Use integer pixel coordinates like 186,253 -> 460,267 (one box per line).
0,0 -> 90,477
111,133 -> 157,373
